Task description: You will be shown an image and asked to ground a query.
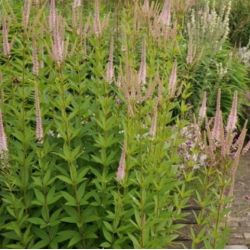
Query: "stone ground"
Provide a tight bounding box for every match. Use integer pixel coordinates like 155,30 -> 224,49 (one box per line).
228,153 -> 250,249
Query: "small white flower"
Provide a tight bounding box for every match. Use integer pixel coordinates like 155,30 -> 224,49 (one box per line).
48,130 -> 55,137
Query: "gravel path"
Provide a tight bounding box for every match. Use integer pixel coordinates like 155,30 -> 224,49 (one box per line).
228,153 -> 250,248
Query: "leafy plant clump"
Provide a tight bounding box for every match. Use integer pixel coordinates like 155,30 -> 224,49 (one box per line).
0,0 -> 249,248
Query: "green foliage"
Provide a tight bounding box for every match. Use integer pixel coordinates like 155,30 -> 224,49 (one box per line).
230,0 -> 250,47
190,167 -> 231,249
0,0 -> 248,248
186,44 -> 249,125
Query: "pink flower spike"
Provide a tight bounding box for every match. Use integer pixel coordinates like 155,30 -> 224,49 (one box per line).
32,40 -> 40,76
93,0 -> 101,37
51,15 -> 66,65
226,91 -> 238,132
73,0 -> 82,8
0,110 -> 8,153
34,0 -> 40,6
138,39 -> 147,85
243,140 -> 250,155
49,0 -> 56,31
159,0 -> 171,26
22,0 -> 31,29
116,144 -> 126,182
143,0 -> 150,12
212,89 -> 222,141
199,91 -> 207,122
168,60 -> 177,98
105,37 -> 114,83
35,85 -> 44,143
149,101 -> 158,138
2,17 -> 11,57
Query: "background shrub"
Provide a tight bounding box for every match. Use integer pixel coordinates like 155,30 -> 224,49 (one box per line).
229,0 -> 250,47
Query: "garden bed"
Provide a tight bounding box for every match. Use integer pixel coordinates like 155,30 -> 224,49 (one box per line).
0,0 -> 249,249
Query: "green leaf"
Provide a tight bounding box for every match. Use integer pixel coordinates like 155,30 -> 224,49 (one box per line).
61,216 -> 78,224
76,167 -> 89,184
33,227 -> 50,241
61,191 -> 77,206
32,239 -> 50,249
128,233 -> 141,248
2,231 -> 19,241
103,228 -> 112,243
56,230 -> 77,243
47,186 -> 60,205
57,175 -> 73,185
34,189 -> 45,204
49,239 -> 58,249
28,217 -> 45,226
100,242 -> 111,248
103,221 -> 113,232
77,182 -> 86,201
43,170 -> 53,185
68,232 -> 81,247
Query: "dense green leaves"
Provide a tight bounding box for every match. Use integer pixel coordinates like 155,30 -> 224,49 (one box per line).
0,0 -> 246,248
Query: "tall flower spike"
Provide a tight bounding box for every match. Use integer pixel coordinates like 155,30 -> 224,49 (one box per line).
219,109 -> 225,144
138,39 -> 147,85
93,0 -> 101,37
116,143 -> 126,182
168,60 -> 177,98
49,0 -> 56,31
243,140 -> 250,155
205,118 -> 216,161
72,0 -> 83,34
226,91 -> 238,132
199,91 -> 207,122
157,73 -> 163,104
22,0 -> 32,29
35,84 -> 43,143
32,40 -> 40,76
142,0 -> 150,12
105,36 -> 114,83
39,45 -> 44,69
2,17 -> 11,57
159,0 -> 171,26
212,89 -> 222,141
186,21 -> 197,65
228,120 -> 248,197
73,0 -> 82,8
52,15 -> 66,65
149,100 -> 158,138
34,0 -> 40,6
0,110 -> 8,153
